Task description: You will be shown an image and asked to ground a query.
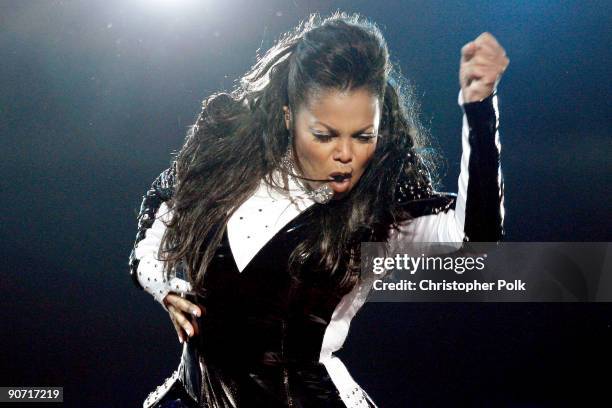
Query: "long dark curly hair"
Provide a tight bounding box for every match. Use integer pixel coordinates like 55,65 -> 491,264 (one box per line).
160,12 -> 440,295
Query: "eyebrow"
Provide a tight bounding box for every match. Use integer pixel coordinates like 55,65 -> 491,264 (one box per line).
312,121 -> 375,136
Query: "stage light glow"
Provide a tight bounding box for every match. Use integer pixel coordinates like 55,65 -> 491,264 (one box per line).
141,0 -> 199,10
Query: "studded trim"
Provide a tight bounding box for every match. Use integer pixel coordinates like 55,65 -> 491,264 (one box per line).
142,369 -> 180,408
342,384 -> 372,408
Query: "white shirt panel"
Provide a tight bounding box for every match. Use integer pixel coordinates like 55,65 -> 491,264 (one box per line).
226,175 -> 316,272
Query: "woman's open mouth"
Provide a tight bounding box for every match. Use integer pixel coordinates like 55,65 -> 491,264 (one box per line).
329,172 -> 352,192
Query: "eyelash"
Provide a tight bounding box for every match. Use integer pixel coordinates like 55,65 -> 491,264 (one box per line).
312,133 -> 376,142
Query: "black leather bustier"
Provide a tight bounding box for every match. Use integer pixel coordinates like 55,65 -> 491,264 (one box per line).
179,204 -> 351,407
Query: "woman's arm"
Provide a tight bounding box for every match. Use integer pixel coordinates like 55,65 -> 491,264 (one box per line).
391,32 -> 507,246
391,89 -> 504,245
128,163 -> 193,311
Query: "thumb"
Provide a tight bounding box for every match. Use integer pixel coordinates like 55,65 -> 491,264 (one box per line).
461,41 -> 476,62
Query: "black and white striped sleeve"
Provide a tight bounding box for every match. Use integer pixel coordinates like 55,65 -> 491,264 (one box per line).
390,90 -> 505,245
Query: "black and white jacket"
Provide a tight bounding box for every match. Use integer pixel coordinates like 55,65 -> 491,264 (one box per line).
128,90 -> 504,408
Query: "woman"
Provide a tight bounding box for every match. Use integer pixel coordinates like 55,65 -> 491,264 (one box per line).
129,12 -> 508,408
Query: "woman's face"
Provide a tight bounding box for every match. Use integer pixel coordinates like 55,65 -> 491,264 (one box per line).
285,87 -> 381,199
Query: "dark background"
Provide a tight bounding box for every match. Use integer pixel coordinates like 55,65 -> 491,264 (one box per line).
1,0 -> 610,406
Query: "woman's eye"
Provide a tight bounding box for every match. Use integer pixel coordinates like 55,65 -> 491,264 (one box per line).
312,133 -> 333,141
311,132 -> 376,142
356,134 -> 376,142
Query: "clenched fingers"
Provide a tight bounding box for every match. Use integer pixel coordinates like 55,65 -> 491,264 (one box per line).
459,32 -> 509,102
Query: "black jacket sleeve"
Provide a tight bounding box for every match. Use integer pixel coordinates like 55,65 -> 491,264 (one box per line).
461,91 -> 504,242
392,91 -> 504,244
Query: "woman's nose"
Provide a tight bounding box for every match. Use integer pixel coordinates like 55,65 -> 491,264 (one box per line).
333,138 -> 353,163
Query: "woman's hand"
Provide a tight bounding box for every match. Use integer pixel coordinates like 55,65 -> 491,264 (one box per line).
460,32 -> 509,103
163,293 -> 204,343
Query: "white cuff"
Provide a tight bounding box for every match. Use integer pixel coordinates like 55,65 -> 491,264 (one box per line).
134,202 -> 193,311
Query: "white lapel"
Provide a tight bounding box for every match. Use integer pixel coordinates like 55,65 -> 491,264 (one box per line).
226,171 -> 316,272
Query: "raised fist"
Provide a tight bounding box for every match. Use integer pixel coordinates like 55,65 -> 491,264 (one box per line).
460,32 -> 509,103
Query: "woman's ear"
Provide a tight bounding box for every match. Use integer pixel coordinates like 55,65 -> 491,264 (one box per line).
283,106 -> 291,130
